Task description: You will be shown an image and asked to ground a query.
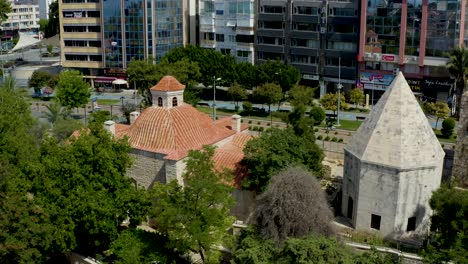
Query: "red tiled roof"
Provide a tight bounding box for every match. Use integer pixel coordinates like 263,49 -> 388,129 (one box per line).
116,103 -> 236,160
213,133 -> 252,188
214,116 -> 249,131
149,76 -> 185,92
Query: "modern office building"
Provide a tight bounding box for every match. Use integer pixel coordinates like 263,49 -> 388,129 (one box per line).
358,0 -> 467,105
39,0 -> 54,19
198,0 -> 255,64
1,0 -> 40,36
59,0 -> 185,76
256,0 -> 359,93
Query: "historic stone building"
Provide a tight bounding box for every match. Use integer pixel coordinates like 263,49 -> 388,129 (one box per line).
341,73 -> 444,241
104,76 -> 251,189
453,90 -> 468,187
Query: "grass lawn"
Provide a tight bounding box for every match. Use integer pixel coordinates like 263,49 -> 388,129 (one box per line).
318,119 -> 363,131
195,106 -> 284,122
434,129 -> 457,144
95,99 -> 120,105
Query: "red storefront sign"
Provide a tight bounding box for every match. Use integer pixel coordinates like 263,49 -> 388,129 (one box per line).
381,55 -> 395,62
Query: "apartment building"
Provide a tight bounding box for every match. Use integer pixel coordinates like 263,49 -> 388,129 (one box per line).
256,0 -> 359,93
59,0 -> 185,76
198,0 -> 255,63
1,0 -> 40,35
39,0 -> 54,19
359,0 -> 466,106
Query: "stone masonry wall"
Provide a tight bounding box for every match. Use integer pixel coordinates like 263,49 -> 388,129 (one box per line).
453,91 -> 468,187
127,149 -> 166,189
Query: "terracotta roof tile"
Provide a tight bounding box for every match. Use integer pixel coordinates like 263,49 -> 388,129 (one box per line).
119,103 -> 236,160
149,76 -> 185,92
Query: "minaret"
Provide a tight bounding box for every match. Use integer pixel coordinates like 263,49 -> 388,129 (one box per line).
341,72 -> 445,241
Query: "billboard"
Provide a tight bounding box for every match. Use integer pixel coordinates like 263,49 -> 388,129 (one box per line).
359,72 -> 395,91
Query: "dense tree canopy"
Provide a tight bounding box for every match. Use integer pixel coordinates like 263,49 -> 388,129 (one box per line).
0,88 -> 151,261
258,60 -> 300,93
254,167 -> 335,244
151,146 -> 235,264
424,101 -> 450,128
241,128 -> 324,192
349,87 -> 365,106
55,70 -> 91,109
253,82 -> 282,114
0,0 -> 11,22
423,186 -> 468,263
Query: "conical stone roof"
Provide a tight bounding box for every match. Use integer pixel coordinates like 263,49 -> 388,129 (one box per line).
345,72 -> 445,169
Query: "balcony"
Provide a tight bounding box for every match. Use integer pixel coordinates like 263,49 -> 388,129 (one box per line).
290,31 -> 319,40
62,17 -> 100,24
236,42 -> 254,49
61,3 -> 99,10
324,66 -> 356,79
256,44 -> 284,53
290,47 -> 319,56
291,63 -> 318,75
63,32 -> 100,40
327,32 -> 358,42
63,47 -> 101,54
291,15 -> 319,23
256,29 -> 284,37
258,13 -> 284,21
62,60 -> 102,68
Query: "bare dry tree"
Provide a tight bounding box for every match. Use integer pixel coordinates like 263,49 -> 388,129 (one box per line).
253,166 -> 335,244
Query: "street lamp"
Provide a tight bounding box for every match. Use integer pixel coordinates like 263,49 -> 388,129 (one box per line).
337,57 -> 342,127
213,77 -> 221,120
411,18 -> 420,54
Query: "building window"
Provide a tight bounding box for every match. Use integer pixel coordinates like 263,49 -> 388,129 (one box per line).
158,97 -> 163,107
172,97 -> 178,107
262,5 -> 284,14
347,197 -> 354,219
204,32 -> 214,40
216,34 -> 224,42
407,217 -> 416,232
237,50 -> 250,58
220,48 -> 231,55
370,214 -> 381,230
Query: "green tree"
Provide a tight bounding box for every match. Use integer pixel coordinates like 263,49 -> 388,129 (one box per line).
28,70 -> 52,92
320,93 -> 347,115
423,186 -> 468,263
55,70 -> 91,109
235,62 -> 259,89
242,128 -> 324,192
309,106 -> 326,125
446,47 -> 468,117
254,167 -> 335,244
227,82 -> 248,110
39,18 -> 48,33
349,87 -> 365,107
441,117 -> 456,138
258,60 -> 300,93
231,227 -> 277,264
253,83 -> 282,115
151,146 -> 235,264
0,0 -> 11,22
288,84 -> 316,107
242,101 -> 253,117
45,0 -> 58,37
43,101 -> 70,125
287,105 -> 316,140
424,101 -> 450,128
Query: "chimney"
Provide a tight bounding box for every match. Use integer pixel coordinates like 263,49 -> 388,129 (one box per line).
129,111 -> 140,124
104,120 -> 115,135
232,114 -> 241,132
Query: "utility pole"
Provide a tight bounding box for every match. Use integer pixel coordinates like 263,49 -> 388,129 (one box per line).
337,57 -> 343,127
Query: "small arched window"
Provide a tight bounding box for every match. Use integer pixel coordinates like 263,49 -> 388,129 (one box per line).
172,97 -> 178,107
157,97 -> 163,107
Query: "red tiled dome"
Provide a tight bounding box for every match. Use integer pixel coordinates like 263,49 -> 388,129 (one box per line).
150,76 -> 185,92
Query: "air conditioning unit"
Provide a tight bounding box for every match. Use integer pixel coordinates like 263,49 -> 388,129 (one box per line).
393,68 -> 400,76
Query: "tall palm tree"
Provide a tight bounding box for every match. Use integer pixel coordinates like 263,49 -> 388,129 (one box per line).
43,101 -> 70,126
446,47 -> 468,117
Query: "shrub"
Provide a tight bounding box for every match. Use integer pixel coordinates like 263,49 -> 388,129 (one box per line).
317,135 -> 323,140
241,119 -> 244,123
441,118 -> 456,138
331,137 -> 338,142
248,120 -> 252,124
267,122 -> 271,126
324,136 -> 330,141
252,126 -> 258,131
338,138 -> 344,143
259,127 -> 264,132
314,128 -> 319,132
334,131 -> 338,135
309,106 -> 326,125
257,121 -> 261,125
249,126 -> 252,130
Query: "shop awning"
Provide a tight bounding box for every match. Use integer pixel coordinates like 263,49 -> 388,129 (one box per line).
95,77 -> 116,84
112,79 -> 128,85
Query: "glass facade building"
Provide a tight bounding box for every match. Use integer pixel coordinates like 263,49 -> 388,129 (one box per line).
60,0 -> 184,74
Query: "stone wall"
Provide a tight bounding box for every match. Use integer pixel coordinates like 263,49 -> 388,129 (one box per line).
127,149 -> 166,189
453,90 -> 468,187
